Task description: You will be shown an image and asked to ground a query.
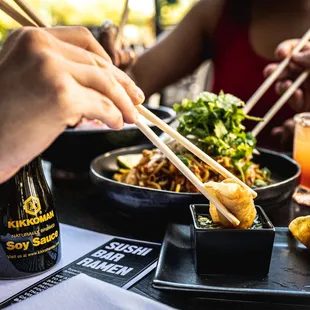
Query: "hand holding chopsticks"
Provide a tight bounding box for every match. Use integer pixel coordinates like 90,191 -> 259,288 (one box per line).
0,0 -> 257,226
0,2 -> 148,183
244,28 -> 310,137
252,70 -> 309,137
244,28 -> 310,115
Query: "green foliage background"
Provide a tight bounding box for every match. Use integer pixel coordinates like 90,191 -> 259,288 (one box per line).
0,0 -> 197,43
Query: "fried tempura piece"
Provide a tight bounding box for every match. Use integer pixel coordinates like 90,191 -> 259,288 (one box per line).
289,216 -> 310,249
205,178 -> 256,229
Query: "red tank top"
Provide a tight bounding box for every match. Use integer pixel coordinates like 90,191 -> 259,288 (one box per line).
211,5 -> 294,150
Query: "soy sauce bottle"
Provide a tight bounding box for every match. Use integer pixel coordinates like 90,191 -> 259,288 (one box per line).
0,157 -> 61,279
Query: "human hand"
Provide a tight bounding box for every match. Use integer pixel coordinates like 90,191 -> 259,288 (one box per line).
0,26 -> 144,181
96,22 -> 136,70
264,39 -> 310,113
271,118 -> 295,152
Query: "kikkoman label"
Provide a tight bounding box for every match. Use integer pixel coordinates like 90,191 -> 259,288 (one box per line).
0,158 -> 61,279
7,210 -> 55,229
23,196 -> 41,216
2,193 -> 60,270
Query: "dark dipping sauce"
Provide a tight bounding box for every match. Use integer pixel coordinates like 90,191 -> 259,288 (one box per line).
197,214 -> 263,229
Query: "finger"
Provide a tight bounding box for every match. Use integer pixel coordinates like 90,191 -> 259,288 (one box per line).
271,126 -> 284,138
270,126 -> 286,148
275,81 -> 305,111
275,80 -> 293,96
50,37 -> 109,67
48,44 -> 144,106
291,89 -> 304,111
110,67 -> 145,105
272,125 -> 289,146
68,62 -> 140,124
63,78 -> 124,130
292,50 -> 310,68
264,63 -> 292,80
98,27 -> 136,70
275,39 -> 299,60
276,39 -> 310,60
76,87 -> 125,130
263,63 -> 279,78
264,62 -> 303,79
271,119 -> 295,149
44,26 -> 112,62
283,118 -> 295,131
282,118 -> 295,145
118,48 -> 136,70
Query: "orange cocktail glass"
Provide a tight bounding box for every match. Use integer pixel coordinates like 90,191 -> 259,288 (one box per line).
293,113 -> 310,190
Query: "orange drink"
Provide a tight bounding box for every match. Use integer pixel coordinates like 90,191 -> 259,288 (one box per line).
293,113 -> 310,190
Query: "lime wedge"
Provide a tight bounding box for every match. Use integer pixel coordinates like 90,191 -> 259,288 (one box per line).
116,154 -> 143,169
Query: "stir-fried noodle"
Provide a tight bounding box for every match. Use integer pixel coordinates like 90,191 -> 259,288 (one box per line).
113,148 -> 271,192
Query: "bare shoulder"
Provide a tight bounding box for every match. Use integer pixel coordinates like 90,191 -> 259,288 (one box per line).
187,0 -> 226,38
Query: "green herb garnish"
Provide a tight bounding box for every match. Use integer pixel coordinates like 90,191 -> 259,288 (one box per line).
173,91 -> 272,187
174,91 -> 262,160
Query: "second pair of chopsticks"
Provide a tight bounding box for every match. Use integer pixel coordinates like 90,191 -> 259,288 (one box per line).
243,28 -> 310,137
0,0 -> 257,226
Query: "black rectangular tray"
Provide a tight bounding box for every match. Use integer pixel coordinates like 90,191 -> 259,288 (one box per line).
153,224 -> 310,306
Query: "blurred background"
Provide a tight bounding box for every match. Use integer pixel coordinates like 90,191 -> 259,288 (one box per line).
0,0 -> 197,44
0,0 -> 211,107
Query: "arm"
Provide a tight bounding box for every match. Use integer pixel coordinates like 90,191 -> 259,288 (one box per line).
129,0 -> 225,98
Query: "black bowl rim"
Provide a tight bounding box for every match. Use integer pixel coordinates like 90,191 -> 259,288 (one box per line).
189,204 -> 275,231
63,105 -> 176,135
90,144 -> 301,197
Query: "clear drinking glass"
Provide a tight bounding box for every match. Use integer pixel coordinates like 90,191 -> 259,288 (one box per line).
293,113 -> 310,190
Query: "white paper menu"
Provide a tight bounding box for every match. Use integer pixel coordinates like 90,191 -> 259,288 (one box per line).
0,224 -> 160,308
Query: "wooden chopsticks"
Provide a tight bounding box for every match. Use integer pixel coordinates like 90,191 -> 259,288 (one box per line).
0,0 -> 37,27
0,0 -> 259,227
115,0 -> 129,50
13,0 -> 46,27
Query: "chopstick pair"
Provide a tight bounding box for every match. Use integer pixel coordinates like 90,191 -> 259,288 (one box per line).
0,0 -> 258,227
244,28 -> 310,137
0,0 -> 36,27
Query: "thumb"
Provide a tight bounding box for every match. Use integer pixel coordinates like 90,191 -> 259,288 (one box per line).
292,50 -> 310,68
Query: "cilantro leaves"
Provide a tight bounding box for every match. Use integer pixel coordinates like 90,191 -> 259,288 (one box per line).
173,91 -> 262,161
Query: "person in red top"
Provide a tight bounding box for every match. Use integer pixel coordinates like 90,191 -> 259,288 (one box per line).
99,0 -> 310,151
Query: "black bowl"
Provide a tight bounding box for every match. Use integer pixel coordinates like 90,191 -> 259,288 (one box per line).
90,144 -> 301,214
42,105 -> 175,173
190,204 -> 275,275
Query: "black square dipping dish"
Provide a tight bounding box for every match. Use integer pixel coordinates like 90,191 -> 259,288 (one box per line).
190,204 -> 275,276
